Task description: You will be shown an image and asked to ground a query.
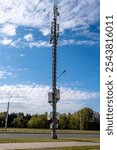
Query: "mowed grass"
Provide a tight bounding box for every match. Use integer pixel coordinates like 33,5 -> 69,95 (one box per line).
13,145 -> 100,150
0,137 -> 100,143
0,128 -> 100,134
43,146 -> 100,150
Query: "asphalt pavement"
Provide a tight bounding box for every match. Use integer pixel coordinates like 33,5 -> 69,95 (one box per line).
0,133 -> 99,138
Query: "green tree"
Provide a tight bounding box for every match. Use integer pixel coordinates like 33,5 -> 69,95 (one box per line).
58,113 -> 70,129
91,111 -> 100,130
8,113 -> 17,127
27,115 -> 40,128
80,107 -> 94,130
69,112 -> 80,129
27,114 -> 48,128
23,113 -> 32,128
11,113 -> 25,128
0,107 -> 100,130
0,112 -> 6,127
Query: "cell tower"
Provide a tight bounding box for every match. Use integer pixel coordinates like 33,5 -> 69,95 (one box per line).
48,4 -> 60,139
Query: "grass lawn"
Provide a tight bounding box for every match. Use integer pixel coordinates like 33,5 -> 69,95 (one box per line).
0,137 -> 100,143
0,128 -> 100,134
14,145 -> 100,150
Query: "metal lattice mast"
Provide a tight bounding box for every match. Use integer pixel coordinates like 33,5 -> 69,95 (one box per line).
48,4 -> 60,139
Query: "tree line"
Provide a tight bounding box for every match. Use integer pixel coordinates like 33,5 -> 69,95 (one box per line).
0,107 -> 100,130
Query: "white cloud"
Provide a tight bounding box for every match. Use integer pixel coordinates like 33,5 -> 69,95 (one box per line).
24,33 -> 33,41
0,71 -> 6,79
58,0 -> 99,31
0,0 -> 99,36
40,28 -> 50,36
0,84 -> 99,114
75,28 -> 100,41
29,40 -> 51,48
0,38 -> 13,45
0,0 -> 99,48
10,38 -> 21,47
62,39 -> 97,46
0,24 -> 16,36
20,54 -> 25,57
0,70 -> 12,79
0,0 -> 53,34
0,37 -> 50,48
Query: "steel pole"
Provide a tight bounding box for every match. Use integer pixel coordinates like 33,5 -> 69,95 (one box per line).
51,5 -> 57,139
49,4 -> 59,139
5,101 -> 10,129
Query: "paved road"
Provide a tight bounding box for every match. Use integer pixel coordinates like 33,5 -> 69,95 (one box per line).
0,133 -> 99,139
0,141 -> 100,150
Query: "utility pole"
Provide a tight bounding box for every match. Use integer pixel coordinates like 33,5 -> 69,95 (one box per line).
80,110 -> 82,132
48,4 -> 60,139
5,96 -> 12,129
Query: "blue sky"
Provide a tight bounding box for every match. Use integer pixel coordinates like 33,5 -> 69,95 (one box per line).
0,0 -> 100,114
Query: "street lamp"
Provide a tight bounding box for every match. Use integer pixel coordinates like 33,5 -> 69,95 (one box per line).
57,70 -> 66,80
5,96 -> 12,129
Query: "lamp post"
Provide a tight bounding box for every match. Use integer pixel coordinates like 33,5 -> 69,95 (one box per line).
5,96 -> 12,129
57,70 -> 66,80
